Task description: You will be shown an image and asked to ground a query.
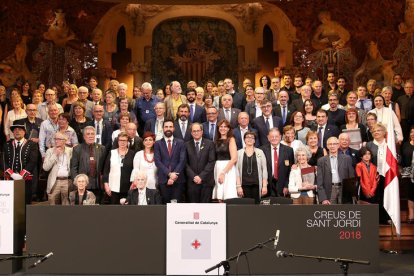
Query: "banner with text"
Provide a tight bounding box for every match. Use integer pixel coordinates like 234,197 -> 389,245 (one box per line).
0,181 -> 14,254
166,203 -> 226,275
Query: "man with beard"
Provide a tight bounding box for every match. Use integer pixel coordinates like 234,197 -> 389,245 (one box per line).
154,119 -> 186,203
173,104 -> 192,142
186,88 -> 206,123
392,73 -> 404,101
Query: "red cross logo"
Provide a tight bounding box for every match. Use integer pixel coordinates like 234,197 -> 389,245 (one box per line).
191,239 -> 201,249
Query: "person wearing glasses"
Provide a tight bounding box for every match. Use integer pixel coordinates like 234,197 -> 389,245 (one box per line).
103,132 -> 135,204
317,136 -> 354,204
37,89 -> 63,120
69,86 -> 94,119
43,132 -> 72,205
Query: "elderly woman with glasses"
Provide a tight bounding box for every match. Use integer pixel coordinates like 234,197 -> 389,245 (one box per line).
235,131 -> 268,203
69,174 -> 96,205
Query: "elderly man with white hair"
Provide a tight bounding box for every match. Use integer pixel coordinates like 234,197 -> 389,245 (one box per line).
37,88 -> 64,120
121,171 -> 162,205
135,82 -> 159,136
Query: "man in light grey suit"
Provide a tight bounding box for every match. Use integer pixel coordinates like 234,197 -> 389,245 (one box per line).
317,136 -> 354,204
218,94 -> 240,129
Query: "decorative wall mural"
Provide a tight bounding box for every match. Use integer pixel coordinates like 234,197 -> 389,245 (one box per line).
151,17 -> 238,89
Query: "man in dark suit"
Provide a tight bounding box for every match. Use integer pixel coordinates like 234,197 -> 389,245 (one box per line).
144,102 -> 165,141
70,126 -> 107,203
185,123 -> 216,203
260,128 -> 294,197
233,112 -> 259,149
253,99 -> 283,146
316,109 -> 340,149
244,87 -> 266,123
112,122 -> 143,153
173,104 -> 192,142
86,104 -> 113,154
123,171 -> 162,205
218,94 -> 241,129
186,88 -> 206,123
203,106 -> 218,140
224,78 -> 246,110
273,90 -> 293,126
338,133 -> 360,167
317,137 -> 355,204
154,119 -> 187,203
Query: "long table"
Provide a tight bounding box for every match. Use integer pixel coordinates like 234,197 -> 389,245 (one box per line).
26,204 -> 379,274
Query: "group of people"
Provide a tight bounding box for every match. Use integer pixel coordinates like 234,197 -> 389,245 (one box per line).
0,73 -> 413,224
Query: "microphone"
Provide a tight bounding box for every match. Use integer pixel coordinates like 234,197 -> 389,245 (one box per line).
273,229 -> 280,250
29,252 -> 53,268
276,250 -> 289,258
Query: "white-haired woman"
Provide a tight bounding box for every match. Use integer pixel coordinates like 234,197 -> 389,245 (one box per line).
69,174 -> 96,205
288,147 -> 317,205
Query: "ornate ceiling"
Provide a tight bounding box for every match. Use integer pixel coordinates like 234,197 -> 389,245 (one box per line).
96,0 -> 271,4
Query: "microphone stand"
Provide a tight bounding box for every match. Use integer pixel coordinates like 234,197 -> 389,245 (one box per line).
205,237 -> 275,275
0,253 -> 44,263
278,251 -> 370,276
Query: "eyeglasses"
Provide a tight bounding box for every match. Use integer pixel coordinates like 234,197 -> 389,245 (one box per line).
45,94 -> 55,96
54,138 -> 66,141
26,109 -> 37,111
192,129 -> 202,133
94,110 -> 103,113
118,139 -> 129,142
261,105 -> 272,109
207,112 -> 217,115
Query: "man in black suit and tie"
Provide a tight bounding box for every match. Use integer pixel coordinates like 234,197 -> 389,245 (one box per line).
260,128 -> 294,197
203,106 -> 218,141
186,88 -> 206,123
316,109 -> 340,149
244,87 -> 266,123
218,94 -> 241,129
338,133 -> 360,167
144,102 -> 165,141
253,99 -> 283,146
233,112 -> 259,149
185,123 -> 216,203
154,120 -> 187,203
86,104 -> 113,155
317,137 -> 354,204
123,171 -> 162,205
112,122 -> 143,153
224,78 -> 246,110
173,104 -> 192,142
273,91 -> 293,126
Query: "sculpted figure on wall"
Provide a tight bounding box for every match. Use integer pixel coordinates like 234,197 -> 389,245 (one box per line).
43,10 -> 76,47
353,41 -> 396,87
311,11 -> 350,50
0,36 -> 32,87
399,0 -> 414,33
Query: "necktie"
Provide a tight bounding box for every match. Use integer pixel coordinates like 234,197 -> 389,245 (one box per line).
273,147 -> 278,179
318,126 -> 323,147
225,109 -> 230,121
360,100 -> 365,111
190,105 -> 194,122
266,117 -> 270,131
282,107 -> 286,125
195,141 -> 200,155
96,122 -> 101,144
209,124 -> 215,140
157,120 -> 163,134
16,141 -> 21,150
181,122 -> 186,138
167,139 -> 172,156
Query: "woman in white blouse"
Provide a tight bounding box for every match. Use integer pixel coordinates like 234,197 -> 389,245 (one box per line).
5,95 -> 26,141
131,132 -> 158,189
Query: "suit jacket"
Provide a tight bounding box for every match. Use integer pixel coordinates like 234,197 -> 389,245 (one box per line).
164,95 -> 188,120
273,104 -> 294,126
4,139 -> 38,178
319,124 -> 340,149
86,119 -> 113,152
233,126 -> 260,149
112,136 -> 143,153
260,143 -> 294,195
316,154 -> 355,202
229,91 -> 246,110
202,121 -> 218,141
189,104 -> 207,123
339,148 -> 360,168
173,120 -> 192,142
70,143 -> 106,189
125,188 -> 162,205
253,116 -> 283,146
154,138 -> 186,184
244,101 -> 261,124
43,146 -> 73,193
185,139 -> 216,187
217,108 -> 240,129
